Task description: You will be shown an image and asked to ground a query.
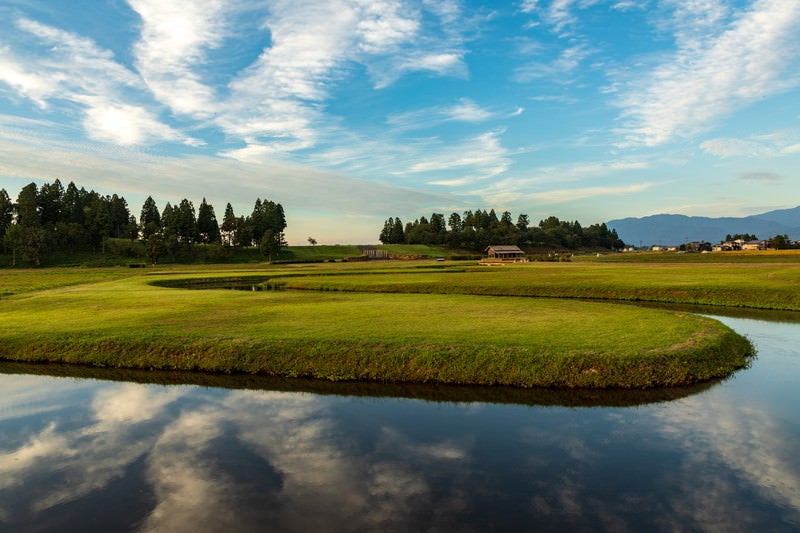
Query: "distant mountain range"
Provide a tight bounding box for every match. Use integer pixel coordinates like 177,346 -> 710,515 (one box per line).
607,206 -> 800,247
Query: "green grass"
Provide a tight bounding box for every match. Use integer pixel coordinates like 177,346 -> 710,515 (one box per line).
0,263 -> 757,388
376,244 -> 454,256
277,245 -> 362,262
272,261 -> 800,311
575,249 -> 800,263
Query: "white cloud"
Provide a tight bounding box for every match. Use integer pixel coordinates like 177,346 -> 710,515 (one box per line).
128,0 -> 227,118
782,144 -> 800,154
514,43 -> 592,83
0,18 -> 200,147
81,98 -> 203,147
700,138 -> 775,159
0,47 -> 51,108
217,0 -> 469,157
700,133 -> 800,159
546,0 -> 580,34
92,383 -> 185,426
355,0 -> 420,54
471,158 -> 652,205
386,98 -> 495,131
407,130 -> 511,180
527,182 -> 653,203
0,423 -> 76,490
519,0 -> 602,36
617,0 -> 800,147
519,0 -> 539,14
0,1 -> 472,159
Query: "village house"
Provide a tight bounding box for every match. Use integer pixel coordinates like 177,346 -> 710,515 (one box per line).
483,245 -> 527,261
741,240 -> 768,251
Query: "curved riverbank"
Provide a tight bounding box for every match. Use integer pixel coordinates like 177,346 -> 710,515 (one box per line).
0,270 -> 755,389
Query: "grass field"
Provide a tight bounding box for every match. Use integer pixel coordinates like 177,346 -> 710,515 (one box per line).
0,258 -> 769,388
265,260 -> 800,311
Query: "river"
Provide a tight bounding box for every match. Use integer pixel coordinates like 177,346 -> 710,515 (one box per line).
1,314 -> 799,532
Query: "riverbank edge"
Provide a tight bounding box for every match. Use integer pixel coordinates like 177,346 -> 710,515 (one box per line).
0,326 -> 754,389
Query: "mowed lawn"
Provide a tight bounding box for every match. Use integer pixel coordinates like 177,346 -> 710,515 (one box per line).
275,261 -> 800,311
0,265 -> 754,388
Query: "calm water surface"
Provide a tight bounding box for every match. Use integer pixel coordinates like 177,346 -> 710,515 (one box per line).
1,315 -> 799,532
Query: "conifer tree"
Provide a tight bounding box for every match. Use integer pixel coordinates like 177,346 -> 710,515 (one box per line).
197,198 -> 220,244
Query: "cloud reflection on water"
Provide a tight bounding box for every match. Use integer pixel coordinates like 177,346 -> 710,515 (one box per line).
0,328 -> 799,532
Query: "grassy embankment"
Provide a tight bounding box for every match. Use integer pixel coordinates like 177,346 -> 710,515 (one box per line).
0,260 -> 765,388
274,260 -> 800,311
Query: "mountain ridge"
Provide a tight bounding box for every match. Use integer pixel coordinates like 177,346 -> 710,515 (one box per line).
607,206 -> 800,246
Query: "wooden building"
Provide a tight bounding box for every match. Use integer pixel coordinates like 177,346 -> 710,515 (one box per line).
484,245 -> 526,260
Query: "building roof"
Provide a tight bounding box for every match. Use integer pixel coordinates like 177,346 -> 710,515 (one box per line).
485,245 -> 525,253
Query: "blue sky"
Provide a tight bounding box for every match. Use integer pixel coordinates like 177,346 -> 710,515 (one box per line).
1,0 -> 798,244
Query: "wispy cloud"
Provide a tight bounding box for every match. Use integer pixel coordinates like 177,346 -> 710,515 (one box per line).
617,0 -> 800,147
405,130 -> 511,182
471,157 -> 651,205
216,0 -> 471,159
0,1 -> 473,158
519,0 -> 601,36
514,44 -> 592,83
386,98 -> 495,131
700,138 -> 775,159
700,133 -> 800,158
737,171 -> 784,183
0,18 -> 200,147
527,182 -> 653,203
128,0 -> 228,118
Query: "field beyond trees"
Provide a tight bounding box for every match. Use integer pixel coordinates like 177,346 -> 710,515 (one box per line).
3,254 -> 792,388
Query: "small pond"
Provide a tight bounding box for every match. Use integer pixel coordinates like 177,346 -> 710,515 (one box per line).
1,314 -> 799,532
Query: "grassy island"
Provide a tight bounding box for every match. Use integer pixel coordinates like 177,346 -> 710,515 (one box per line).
0,260 -> 761,389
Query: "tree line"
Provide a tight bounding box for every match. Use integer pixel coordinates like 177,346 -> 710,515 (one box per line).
0,180 -> 286,266
379,210 -> 625,251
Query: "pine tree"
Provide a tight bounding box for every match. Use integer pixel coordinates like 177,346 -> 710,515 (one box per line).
16,183 -> 40,228
0,189 -> 12,241
140,196 -> 161,240
175,198 -> 198,244
220,203 -> 238,246
197,198 -> 220,244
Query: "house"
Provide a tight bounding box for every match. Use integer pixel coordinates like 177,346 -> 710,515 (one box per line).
484,245 -> 526,261
741,240 -> 767,251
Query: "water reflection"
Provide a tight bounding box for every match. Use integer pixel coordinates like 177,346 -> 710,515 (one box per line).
1,317 -> 799,531
0,362 -> 717,408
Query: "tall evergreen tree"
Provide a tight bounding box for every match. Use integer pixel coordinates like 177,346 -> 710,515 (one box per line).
16,183 -> 40,228
250,199 -> 266,243
448,212 -> 463,233
392,217 -> 404,244
196,198 -> 220,244
0,189 -> 12,240
160,203 -> 176,238
265,201 -> 286,234
220,203 -> 238,246
379,218 -> 393,244
38,180 -> 64,227
62,182 -> 84,224
85,193 -> 111,249
175,198 -> 198,244
109,194 -> 130,238
140,196 -> 161,240
516,214 -> 529,232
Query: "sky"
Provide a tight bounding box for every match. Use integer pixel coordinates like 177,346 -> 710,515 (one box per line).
1,0 -> 799,245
